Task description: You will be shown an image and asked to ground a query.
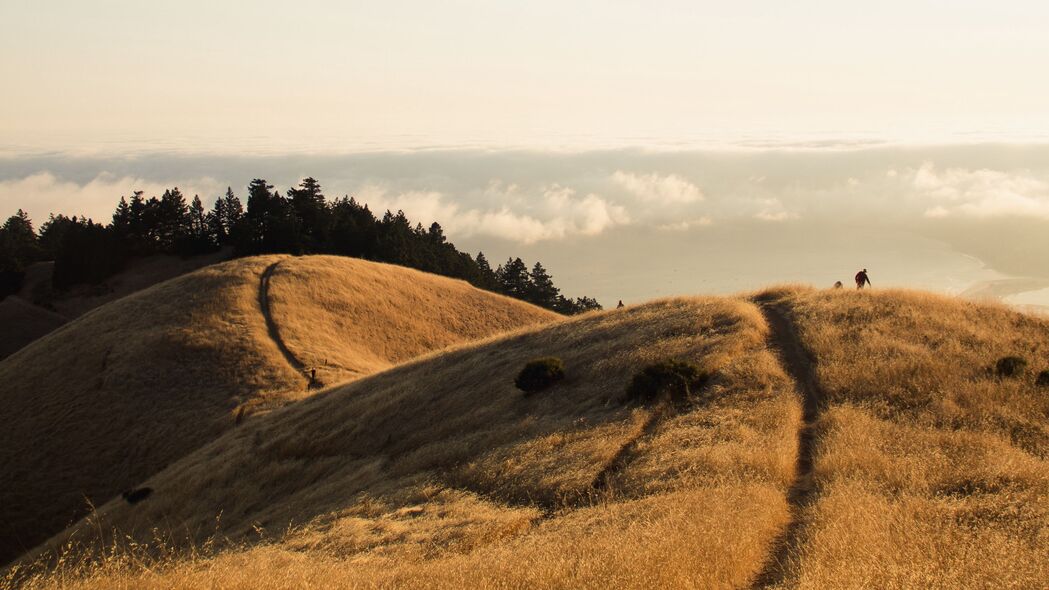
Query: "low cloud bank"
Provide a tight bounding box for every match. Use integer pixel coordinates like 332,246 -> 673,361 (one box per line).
2,146 -> 1049,246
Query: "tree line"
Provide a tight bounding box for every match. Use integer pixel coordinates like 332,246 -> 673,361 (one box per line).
0,177 -> 601,314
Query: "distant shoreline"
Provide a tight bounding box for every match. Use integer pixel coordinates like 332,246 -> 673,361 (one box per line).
958,277 -> 1049,316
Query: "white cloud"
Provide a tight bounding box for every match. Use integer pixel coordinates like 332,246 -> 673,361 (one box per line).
754,198 -> 799,222
611,171 -> 704,204
910,162 -> 1049,219
658,217 -> 713,231
0,171 -> 224,225
356,182 -> 628,244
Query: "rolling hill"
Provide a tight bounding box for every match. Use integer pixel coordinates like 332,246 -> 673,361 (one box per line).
22,296 -> 801,588
5,283 -> 1048,589
0,296 -> 67,361
2,251 -> 234,362
0,255 -> 557,566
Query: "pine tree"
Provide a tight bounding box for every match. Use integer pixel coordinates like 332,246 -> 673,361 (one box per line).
244,179 -> 275,251
112,197 -> 132,237
428,222 -> 446,244
157,187 -> 189,250
207,196 -> 228,242
0,209 -> 41,281
222,187 -> 243,231
288,177 -> 327,247
527,261 -> 560,308
474,251 -> 499,290
189,195 -> 208,238
496,257 -> 531,299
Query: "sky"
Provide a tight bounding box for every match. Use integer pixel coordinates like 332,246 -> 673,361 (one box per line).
3,1 -> 1049,150
2,1 -> 1049,306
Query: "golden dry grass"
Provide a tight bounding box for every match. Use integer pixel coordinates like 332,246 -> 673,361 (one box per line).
0,255 -> 555,566
759,287 -> 1049,589
14,297 -> 800,589
266,256 -> 558,384
11,277 -> 1048,589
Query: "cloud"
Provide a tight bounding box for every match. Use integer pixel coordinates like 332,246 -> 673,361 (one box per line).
356,182 -> 629,244
0,171 -> 224,225
658,217 -> 713,231
611,171 -> 703,204
754,198 -> 799,222
910,162 -> 1049,219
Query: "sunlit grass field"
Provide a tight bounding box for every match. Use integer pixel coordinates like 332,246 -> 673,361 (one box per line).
3,263 -> 1046,589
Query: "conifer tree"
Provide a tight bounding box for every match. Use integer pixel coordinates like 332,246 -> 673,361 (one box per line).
189,196 -> 207,238
207,196 -> 228,242
527,261 -> 560,308
496,257 -> 531,299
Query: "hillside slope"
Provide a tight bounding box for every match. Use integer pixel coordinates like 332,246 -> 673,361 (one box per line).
0,255 -> 556,565
11,287 -> 1049,589
18,251 -> 233,320
0,296 -> 67,361
3,252 -> 233,360
25,297 -> 801,588
754,287 -> 1049,588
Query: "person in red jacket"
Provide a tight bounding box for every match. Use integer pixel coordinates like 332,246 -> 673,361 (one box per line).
855,269 -> 871,289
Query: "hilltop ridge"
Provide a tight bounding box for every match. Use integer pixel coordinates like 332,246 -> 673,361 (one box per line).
0,255 -> 556,565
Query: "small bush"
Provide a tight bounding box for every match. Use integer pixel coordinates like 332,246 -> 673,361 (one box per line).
626,360 -> 708,405
1036,370 -> 1049,387
995,356 -> 1027,378
515,357 -> 565,393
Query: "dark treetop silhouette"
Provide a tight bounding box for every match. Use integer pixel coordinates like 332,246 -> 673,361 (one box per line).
0,178 -> 600,314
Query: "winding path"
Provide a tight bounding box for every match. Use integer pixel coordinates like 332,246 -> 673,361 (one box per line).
751,297 -> 823,588
259,261 -> 307,373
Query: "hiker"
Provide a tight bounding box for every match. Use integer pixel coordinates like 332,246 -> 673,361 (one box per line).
617,300 -> 625,309
855,269 -> 871,290
833,281 -> 843,289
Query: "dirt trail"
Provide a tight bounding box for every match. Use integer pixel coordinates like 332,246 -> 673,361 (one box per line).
259,262 -> 307,374
751,297 -> 823,588
591,402 -> 670,492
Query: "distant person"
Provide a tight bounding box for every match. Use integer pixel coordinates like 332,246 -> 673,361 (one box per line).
855,269 -> 871,290
833,281 -> 843,289
616,300 -> 625,309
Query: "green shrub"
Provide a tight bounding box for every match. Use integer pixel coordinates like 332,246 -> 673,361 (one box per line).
995,356 -> 1027,378
626,360 -> 708,405
1036,370 -> 1049,387
515,357 -> 565,393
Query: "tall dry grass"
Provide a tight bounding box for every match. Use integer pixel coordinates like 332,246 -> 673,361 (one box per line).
265,256 -> 557,384
761,287 -> 1049,589
0,254 -> 555,567
16,297 -> 800,589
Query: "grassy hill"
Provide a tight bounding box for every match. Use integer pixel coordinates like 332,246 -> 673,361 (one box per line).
20,296 -> 800,588
5,284 -> 1048,589
2,251 -> 234,361
0,296 -> 67,361
0,255 -> 556,566
758,287 -> 1049,588
18,251 -> 233,320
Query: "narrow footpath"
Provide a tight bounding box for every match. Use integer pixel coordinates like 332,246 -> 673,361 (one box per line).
751,297 -> 823,588
259,261 -> 307,373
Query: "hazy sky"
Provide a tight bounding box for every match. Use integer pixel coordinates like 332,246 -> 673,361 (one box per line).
4,2 -> 1049,306
3,1 -> 1049,151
